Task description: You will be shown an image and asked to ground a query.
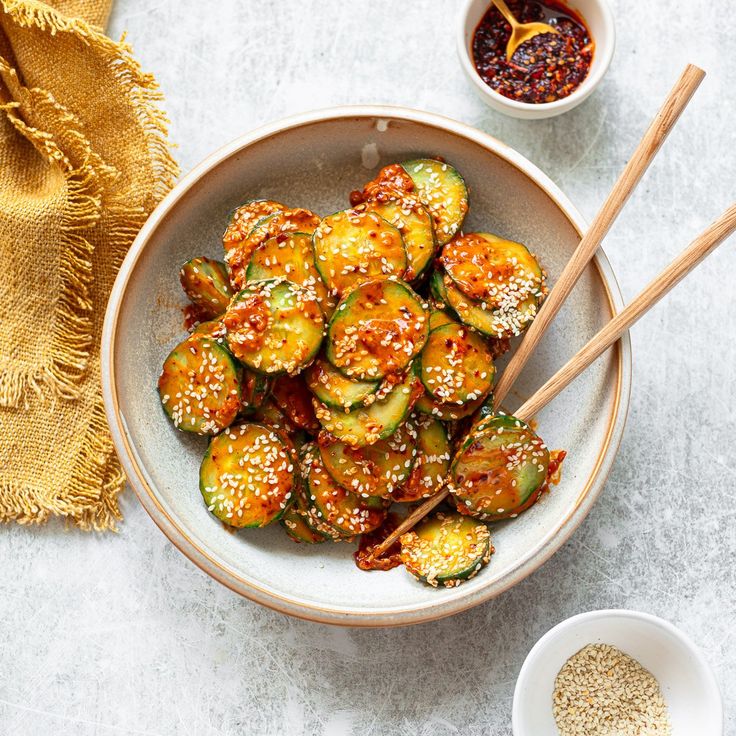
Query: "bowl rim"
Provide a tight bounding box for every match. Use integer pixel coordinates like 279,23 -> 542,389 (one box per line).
511,608 -> 724,734
456,0 -> 616,115
101,105 -> 632,627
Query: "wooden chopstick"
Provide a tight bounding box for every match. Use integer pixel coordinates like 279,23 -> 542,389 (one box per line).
371,203 -> 736,559
492,63 -> 705,409
367,63 -> 705,560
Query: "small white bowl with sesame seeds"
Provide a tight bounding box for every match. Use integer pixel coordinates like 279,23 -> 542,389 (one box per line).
512,609 -> 723,735
457,0 -> 615,119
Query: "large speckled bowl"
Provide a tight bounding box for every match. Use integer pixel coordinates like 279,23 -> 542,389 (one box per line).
101,107 -> 631,627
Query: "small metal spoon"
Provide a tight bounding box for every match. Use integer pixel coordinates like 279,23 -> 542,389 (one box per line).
492,0 -> 559,61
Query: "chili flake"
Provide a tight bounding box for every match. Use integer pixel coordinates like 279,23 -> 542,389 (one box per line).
472,0 -> 594,104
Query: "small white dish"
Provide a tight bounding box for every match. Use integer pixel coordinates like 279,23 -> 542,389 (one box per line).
457,0 -> 616,119
512,609 -> 723,735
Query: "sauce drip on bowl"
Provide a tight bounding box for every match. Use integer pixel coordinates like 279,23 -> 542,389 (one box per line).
472,0 -> 593,104
354,512 -> 403,571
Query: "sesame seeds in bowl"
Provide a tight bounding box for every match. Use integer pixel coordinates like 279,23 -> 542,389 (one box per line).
512,609 -> 723,735
101,107 -> 631,626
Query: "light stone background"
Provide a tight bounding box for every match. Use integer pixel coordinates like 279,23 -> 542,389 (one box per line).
2,1 -> 735,734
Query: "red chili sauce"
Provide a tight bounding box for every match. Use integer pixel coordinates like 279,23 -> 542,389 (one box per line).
354,512 -> 403,572
472,0 -> 593,104
183,303 -> 211,331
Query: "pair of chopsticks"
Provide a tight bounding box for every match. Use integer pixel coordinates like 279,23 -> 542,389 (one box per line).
373,63 -> 736,559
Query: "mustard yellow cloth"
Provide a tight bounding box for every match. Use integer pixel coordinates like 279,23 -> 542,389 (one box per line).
0,0 -> 177,529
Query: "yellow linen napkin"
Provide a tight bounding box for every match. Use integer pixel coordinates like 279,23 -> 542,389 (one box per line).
0,0 -> 178,530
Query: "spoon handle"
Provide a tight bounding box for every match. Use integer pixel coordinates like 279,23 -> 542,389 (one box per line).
491,0 -> 520,29
491,64 -> 706,410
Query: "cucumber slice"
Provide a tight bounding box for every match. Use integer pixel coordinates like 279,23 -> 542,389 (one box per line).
280,481 -> 327,544
359,189 -> 436,282
304,356 -> 379,410
400,511 -> 492,587
250,399 -> 301,445
241,371 -> 272,413
281,507 -> 327,544
223,278 -> 324,375
432,270 -> 540,340
313,365 -> 423,447
246,232 -> 336,319
179,257 -> 233,319
392,415 -> 451,502
190,320 -> 228,348
401,159 -> 469,246
223,199 -> 285,264
450,414 -> 550,520
414,390 -> 488,421
228,208 -> 320,289
428,308 -> 457,331
319,420 -> 418,498
326,278 -> 429,381
420,323 -> 495,405
312,209 -> 407,296
270,374 -> 319,432
303,446 -> 388,535
298,447 -> 349,540
199,422 -> 296,527
158,334 -> 241,435
469,393 -> 496,428
440,232 -> 545,305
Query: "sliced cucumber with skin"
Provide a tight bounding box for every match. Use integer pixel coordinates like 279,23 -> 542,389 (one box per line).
326,278 -> 429,381
158,334 -> 241,435
179,257 -> 233,319
251,398 -> 297,435
281,506 -> 327,544
313,364 -> 423,447
319,420 -> 418,498
414,390 -> 489,421
223,278 -> 324,375
240,371 -> 272,413
223,199 -> 285,264
280,480 -> 327,544
428,308 -> 457,332
190,320 -> 228,349
468,393 -> 496,429
247,232 -> 336,318
312,209 -> 407,297
304,356 -> 379,411
228,208 -> 320,289
199,422 -> 296,528
358,189 -> 436,282
401,159 -> 469,246
432,270 -> 539,340
400,511 -> 492,587
420,322 -> 495,405
392,415 -> 451,502
270,374 -> 319,432
450,414 -> 550,520
298,447 -> 349,540
440,232 -> 545,305
303,446 -> 388,536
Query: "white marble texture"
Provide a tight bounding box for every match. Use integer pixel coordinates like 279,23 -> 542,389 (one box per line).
2,1 -> 735,734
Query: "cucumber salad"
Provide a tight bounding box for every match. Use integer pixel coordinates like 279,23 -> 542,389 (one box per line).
158,158 -> 563,588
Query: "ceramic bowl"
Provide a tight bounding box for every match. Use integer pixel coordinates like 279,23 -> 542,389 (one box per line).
457,0 -> 616,119
512,609 -> 723,735
101,106 -> 631,626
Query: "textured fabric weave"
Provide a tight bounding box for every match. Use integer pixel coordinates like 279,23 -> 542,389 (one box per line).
0,0 -> 178,530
